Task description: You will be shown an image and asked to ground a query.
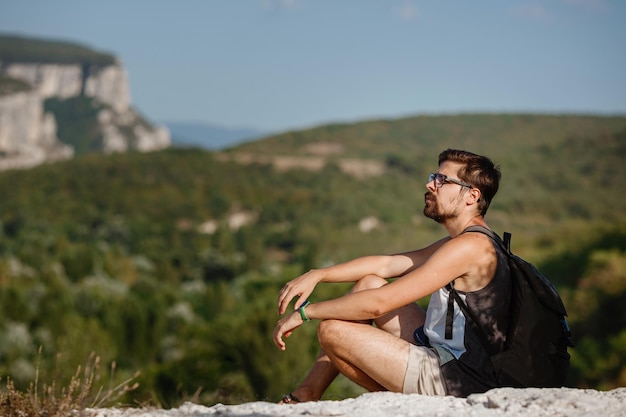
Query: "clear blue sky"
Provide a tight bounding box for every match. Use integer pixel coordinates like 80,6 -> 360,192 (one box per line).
1,0 -> 624,133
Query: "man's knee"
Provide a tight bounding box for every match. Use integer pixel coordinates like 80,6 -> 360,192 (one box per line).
352,274 -> 387,293
317,319 -> 346,352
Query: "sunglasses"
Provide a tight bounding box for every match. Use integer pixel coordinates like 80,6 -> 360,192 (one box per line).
428,173 -> 473,189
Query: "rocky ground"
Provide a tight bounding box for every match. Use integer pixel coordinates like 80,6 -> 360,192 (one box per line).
86,387 -> 625,417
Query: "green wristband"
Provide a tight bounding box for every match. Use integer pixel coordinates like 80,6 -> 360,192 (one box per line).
299,301 -> 311,322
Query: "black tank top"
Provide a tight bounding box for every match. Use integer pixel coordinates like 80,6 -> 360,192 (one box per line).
429,231 -> 512,397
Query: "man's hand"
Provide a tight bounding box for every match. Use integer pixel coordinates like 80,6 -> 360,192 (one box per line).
273,310 -> 304,351
278,269 -> 321,314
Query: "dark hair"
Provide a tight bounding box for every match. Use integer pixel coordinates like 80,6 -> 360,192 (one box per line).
438,149 -> 501,215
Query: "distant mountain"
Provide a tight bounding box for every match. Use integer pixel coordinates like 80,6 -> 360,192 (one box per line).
0,33 -> 170,170
164,121 -> 266,150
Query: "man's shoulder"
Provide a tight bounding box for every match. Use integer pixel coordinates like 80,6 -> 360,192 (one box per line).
439,231 -> 498,291
444,230 -> 495,253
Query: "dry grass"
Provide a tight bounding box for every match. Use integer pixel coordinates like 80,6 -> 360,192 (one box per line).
0,350 -> 140,417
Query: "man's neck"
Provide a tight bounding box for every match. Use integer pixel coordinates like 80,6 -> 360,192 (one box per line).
444,214 -> 487,238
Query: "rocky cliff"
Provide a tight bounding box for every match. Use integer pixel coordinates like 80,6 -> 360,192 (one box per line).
0,35 -> 170,170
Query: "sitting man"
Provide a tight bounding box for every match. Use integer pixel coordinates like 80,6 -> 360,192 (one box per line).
273,148 -> 510,401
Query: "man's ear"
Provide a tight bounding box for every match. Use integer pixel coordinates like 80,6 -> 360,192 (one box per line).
469,188 -> 482,204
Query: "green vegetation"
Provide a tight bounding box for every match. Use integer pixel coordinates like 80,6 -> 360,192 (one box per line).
0,75 -> 32,96
0,34 -> 115,66
43,96 -> 105,155
0,114 -> 625,410
42,96 -> 159,157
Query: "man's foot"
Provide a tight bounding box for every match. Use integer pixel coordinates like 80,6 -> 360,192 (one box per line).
279,393 -> 301,404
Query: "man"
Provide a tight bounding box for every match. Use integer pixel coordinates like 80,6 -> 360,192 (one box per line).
273,149 -> 510,401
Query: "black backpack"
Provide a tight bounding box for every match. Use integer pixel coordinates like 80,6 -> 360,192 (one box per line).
448,226 -> 574,388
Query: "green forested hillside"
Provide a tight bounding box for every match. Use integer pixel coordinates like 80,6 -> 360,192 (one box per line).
0,34 -> 115,65
0,114 -> 625,407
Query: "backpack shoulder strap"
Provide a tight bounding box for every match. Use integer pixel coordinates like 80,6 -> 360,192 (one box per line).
445,225 -> 512,354
446,282 -> 497,355
503,231 -> 512,252
463,225 -> 510,255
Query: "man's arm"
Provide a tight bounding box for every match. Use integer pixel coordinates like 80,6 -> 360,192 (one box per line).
277,236 -> 450,314
273,233 -> 486,350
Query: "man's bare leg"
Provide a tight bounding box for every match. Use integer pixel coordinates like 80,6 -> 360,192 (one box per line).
280,349 -> 340,403
319,318 -> 416,392
282,275 -> 425,402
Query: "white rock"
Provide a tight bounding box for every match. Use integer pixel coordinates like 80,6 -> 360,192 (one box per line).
4,63 -> 82,99
84,387 -> 626,417
85,64 -> 131,113
134,124 -> 171,152
0,90 -> 72,170
0,90 -> 42,149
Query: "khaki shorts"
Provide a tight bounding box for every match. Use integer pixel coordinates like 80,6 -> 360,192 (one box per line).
402,344 -> 447,395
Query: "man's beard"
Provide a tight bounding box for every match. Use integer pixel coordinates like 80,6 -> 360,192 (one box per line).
423,192 -> 455,224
